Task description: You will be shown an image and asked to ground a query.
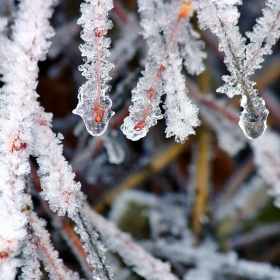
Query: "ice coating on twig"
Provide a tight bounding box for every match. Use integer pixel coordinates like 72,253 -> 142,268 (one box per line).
32,108 -> 116,279
163,49 -> 200,143
32,108 -> 82,217
27,212 -> 80,280
0,0 -> 57,277
197,0 -> 280,140
121,0 -> 202,142
73,0 -> 115,136
245,0 -> 280,75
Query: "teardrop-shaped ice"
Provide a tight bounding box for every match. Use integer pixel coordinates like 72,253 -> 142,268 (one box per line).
239,95 -> 268,140
73,95 -> 114,136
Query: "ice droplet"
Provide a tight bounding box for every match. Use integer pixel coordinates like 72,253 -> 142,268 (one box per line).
73,95 -> 114,136
239,111 -> 268,139
239,95 -> 269,140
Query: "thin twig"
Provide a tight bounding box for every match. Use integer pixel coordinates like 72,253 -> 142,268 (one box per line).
191,65 -> 211,239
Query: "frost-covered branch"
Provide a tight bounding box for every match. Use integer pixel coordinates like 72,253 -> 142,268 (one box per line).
196,0 -> 280,140
27,212 -> 80,280
0,0 -> 117,278
0,0 -> 57,277
32,109 -> 115,280
245,0 -> 280,75
73,0 -> 115,136
121,0 -> 203,142
32,108 -> 82,217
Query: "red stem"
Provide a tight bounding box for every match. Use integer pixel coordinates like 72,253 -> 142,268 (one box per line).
92,0 -> 106,124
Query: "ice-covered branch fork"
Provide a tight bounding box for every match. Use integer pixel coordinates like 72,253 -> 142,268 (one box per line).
73,0 -> 115,136
121,0 -> 205,143
197,0 -> 280,140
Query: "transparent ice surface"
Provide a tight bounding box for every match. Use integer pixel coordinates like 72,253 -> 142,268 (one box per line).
239,95 -> 268,140
73,95 -> 115,136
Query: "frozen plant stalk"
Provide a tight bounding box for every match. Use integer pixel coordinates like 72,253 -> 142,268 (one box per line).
197,0 -> 280,140
73,0 -> 115,136
121,0 -> 204,143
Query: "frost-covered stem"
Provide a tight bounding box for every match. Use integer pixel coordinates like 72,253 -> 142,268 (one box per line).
122,0 -> 202,142
32,107 -> 82,217
62,221 -> 93,278
134,1 -> 192,131
20,232 -> 42,280
31,107 -> 115,278
197,0 -> 270,140
245,0 -> 280,73
94,0 -> 102,107
28,212 -> 78,280
62,221 -> 89,264
31,173 -> 93,279
73,0 -> 115,136
74,209 -> 115,280
134,64 -> 165,131
245,11 -> 280,70
84,204 -> 178,280
0,0 -> 57,277
218,19 -> 259,120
